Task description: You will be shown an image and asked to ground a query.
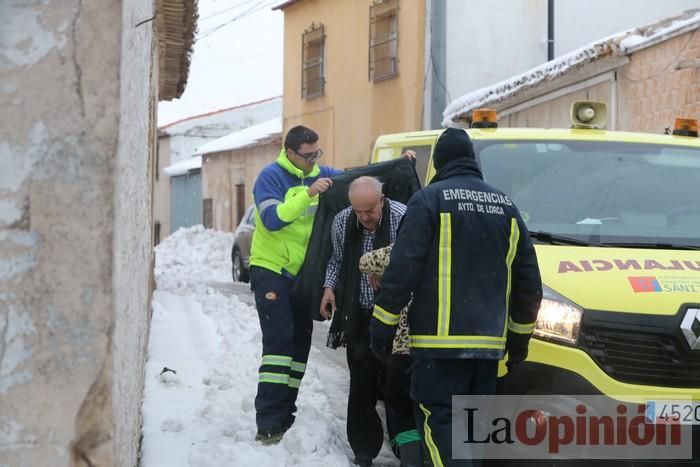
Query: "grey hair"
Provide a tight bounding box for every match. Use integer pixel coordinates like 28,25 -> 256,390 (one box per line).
348,176 -> 383,197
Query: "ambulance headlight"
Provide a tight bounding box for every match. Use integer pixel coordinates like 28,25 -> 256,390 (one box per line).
534,286 -> 583,345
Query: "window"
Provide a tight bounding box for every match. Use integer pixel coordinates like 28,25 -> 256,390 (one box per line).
302,23 -> 325,99
401,145 -> 431,185
477,140 -> 700,247
202,198 -> 213,229
369,0 -> 399,82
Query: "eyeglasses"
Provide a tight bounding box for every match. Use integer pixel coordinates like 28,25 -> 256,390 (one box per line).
294,148 -> 324,161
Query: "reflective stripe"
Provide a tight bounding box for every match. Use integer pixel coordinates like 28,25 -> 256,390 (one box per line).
258,198 -> 282,213
503,218 -> 520,337
419,404 -> 444,467
259,372 -> 289,385
410,334 -> 506,349
261,355 -> 293,367
290,361 -> 306,373
288,377 -> 301,389
508,317 -> 536,334
373,304 -> 400,326
303,205 -> 318,217
437,213 -> 452,336
393,429 -> 421,446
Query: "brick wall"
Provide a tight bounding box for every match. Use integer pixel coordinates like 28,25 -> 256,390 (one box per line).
617,29 -> 700,133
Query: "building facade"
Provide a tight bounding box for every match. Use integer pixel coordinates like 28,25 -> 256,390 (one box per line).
0,1 -> 196,466
434,0 -> 700,128
275,0 -> 426,169
442,10 -> 700,134
200,118 -> 282,232
155,97 -> 282,239
275,0 -> 699,171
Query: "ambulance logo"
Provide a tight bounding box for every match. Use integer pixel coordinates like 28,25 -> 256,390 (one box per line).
628,276 -> 662,293
680,309 -> 700,350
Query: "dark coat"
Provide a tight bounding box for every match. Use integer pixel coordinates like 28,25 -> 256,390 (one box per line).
291,157 -> 421,321
373,158 -> 543,360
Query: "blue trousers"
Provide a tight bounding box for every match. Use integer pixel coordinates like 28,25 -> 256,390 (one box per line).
411,358 -> 498,467
250,266 -> 313,433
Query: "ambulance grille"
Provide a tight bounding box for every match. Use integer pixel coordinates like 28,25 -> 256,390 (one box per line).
581,329 -> 700,388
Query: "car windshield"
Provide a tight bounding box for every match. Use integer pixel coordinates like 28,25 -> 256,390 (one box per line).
476,140 -> 700,248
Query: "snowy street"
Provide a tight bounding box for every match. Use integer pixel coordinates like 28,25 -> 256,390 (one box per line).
140,227 -> 400,467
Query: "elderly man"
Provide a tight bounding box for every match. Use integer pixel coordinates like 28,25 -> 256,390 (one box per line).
320,176 -> 421,467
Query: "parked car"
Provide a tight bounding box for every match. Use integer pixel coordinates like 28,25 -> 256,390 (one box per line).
231,205 -> 255,283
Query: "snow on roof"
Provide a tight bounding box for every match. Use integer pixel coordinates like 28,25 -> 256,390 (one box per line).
443,9 -> 700,127
158,96 -> 281,132
164,155 -> 202,176
196,117 -> 282,155
441,36 -> 621,126
272,0 -> 304,11
619,9 -> 700,53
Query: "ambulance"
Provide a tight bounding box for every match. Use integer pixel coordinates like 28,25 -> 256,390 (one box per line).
372,103 -> 700,453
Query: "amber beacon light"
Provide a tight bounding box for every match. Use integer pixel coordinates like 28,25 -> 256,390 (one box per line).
672,118 -> 698,137
471,109 -> 498,128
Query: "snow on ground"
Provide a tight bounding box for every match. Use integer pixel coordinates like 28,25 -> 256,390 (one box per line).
141,226 -> 400,466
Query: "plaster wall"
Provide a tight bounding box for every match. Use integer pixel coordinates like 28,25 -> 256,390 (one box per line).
0,0 -> 156,465
113,0 -> 157,464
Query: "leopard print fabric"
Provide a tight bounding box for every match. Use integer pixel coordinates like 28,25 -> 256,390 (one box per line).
359,245 -> 411,355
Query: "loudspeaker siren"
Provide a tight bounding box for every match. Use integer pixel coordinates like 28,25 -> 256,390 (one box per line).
570,101 -> 607,129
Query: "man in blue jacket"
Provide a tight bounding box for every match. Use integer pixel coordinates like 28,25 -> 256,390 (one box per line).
369,128 -> 543,466
250,125 -> 342,444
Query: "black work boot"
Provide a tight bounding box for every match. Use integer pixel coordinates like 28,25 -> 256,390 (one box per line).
353,453 -> 373,466
398,441 -> 424,467
255,427 -> 286,445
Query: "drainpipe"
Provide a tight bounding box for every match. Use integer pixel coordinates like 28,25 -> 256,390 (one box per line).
547,0 -> 554,60
429,0 -> 446,128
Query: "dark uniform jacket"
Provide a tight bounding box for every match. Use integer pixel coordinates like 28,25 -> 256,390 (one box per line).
372,158 -> 543,360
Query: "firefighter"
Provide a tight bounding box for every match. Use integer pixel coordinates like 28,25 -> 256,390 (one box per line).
369,128 -> 543,466
249,125 -> 342,444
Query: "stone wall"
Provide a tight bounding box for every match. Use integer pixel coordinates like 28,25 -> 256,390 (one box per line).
0,0 -> 156,465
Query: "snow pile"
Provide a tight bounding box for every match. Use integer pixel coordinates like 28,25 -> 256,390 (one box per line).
143,227 -> 400,466
618,34 -> 647,51
154,225 -> 234,290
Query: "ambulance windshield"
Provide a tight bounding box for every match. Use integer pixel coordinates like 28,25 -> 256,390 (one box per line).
476,140 -> 700,248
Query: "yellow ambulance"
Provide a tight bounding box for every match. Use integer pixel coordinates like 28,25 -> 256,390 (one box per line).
372,103 -> 700,409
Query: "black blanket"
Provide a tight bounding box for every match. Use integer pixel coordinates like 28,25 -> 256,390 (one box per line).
291,157 -> 421,321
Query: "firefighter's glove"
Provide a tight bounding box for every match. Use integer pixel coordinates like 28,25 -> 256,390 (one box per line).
505,353 -> 525,373
505,335 -> 530,373
369,317 -> 394,365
